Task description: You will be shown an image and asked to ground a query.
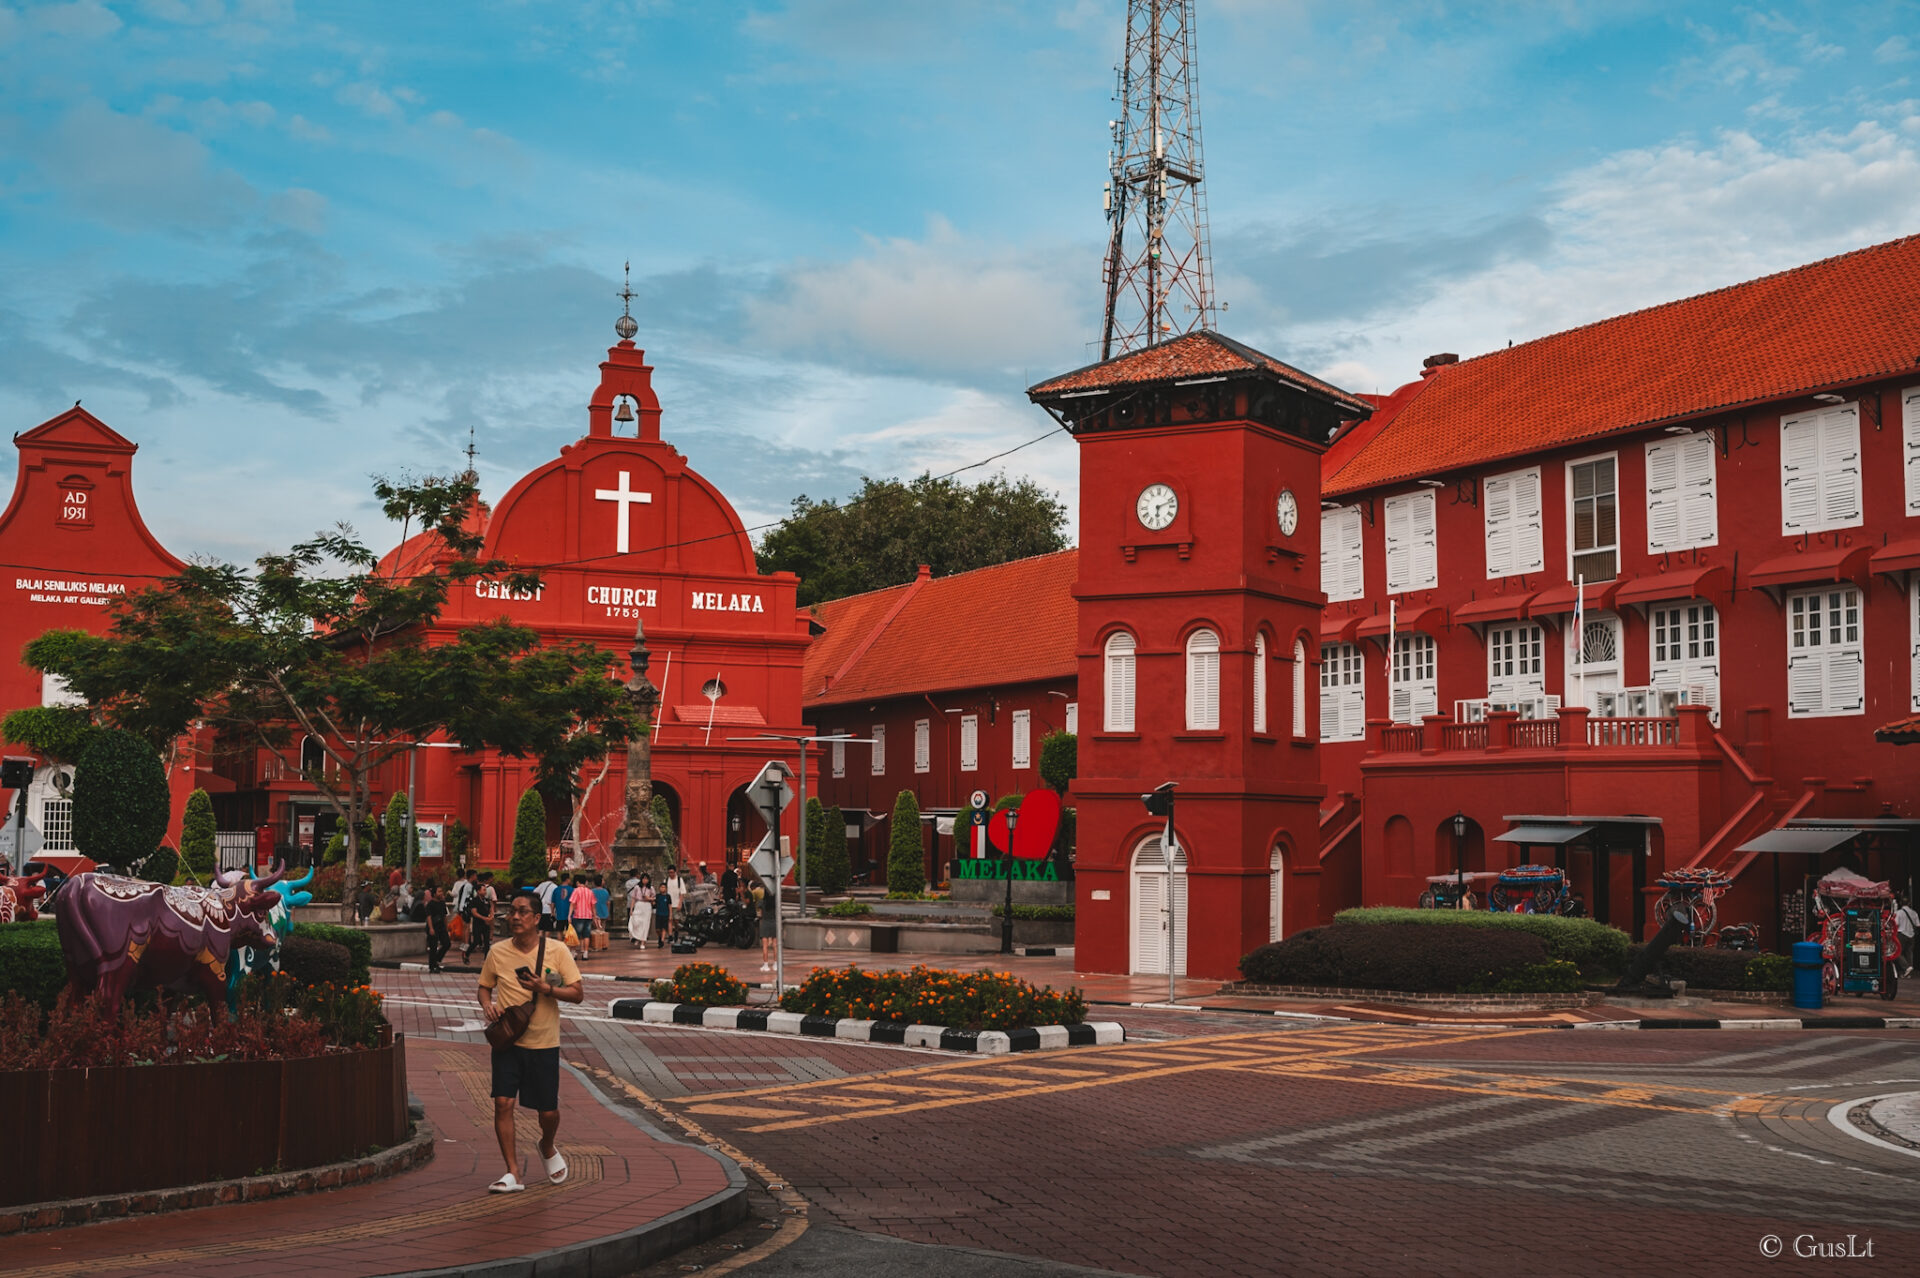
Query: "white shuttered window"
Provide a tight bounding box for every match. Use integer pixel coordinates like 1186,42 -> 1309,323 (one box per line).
1065,702 -> 1078,735
1384,490 -> 1438,594
1646,432 -> 1718,552
1252,632 -> 1269,734
959,715 -> 978,772
870,724 -> 886,776
1487,623 -> 1545,702
1786,588 -> 1864,718
1911,581 -> 1920,712
1104,632 -> 1137,732
1651,603 -> 1721,725
913,719 -> 931,773
1390,633 -> 1438,724
1321,505 -> 1365,602
1012,709 -> 1032,768
1291,638 -> 1308,739
1319,642 -> 1365,742
1483,467 -> 1544,579
831,738 -> 845,778
1186,629 -> 1220,730
1781,404 -> 1862,534
1905,387 -> 1920,515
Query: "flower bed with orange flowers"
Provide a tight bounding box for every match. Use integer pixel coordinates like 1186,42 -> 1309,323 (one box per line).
777,964 -> 1087,1032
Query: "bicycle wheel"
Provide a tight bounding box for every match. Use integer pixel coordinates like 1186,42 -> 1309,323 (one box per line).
1823,959 -> 1841,996
1417,889 -> 1437,910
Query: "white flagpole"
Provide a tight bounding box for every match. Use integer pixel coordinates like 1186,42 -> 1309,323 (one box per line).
1572,574 -> 1585,712
1386,598 -> 1397,720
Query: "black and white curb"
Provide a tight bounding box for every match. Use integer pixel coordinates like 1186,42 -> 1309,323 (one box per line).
1573,1015 -> 1920,1031
607,998 -> 1124,1054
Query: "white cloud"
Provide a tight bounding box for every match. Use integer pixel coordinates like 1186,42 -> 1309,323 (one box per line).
32,1 -> 120,39
38,98 -> 256,230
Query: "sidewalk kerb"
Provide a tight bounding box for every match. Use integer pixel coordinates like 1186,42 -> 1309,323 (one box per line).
606,997 -> 1124,1053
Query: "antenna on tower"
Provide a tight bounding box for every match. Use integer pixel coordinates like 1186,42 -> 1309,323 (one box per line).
1100,0 -> 1216,360
615,260 -> 639,342
463,421 -> 478,482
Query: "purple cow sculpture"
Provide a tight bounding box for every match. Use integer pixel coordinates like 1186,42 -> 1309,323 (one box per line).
56,865 -> 286,1011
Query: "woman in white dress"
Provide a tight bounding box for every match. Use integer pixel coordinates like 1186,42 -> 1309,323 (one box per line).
627,874 -> 654,946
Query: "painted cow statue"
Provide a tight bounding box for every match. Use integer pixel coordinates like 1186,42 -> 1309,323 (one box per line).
227,865 -> 315,1006
0,870 -> 49,923
57,865 -> 286,1011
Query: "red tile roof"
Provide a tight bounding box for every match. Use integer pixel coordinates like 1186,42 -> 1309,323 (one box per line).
375,499 -> 492,580
804,551 -> 1080,706
1876,714 -> 1920,746
1325,233 -> 1920,496
1029,330 -> 1372,414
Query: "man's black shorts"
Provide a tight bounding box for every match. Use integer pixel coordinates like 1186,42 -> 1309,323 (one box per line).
491,1044 -> 560,1112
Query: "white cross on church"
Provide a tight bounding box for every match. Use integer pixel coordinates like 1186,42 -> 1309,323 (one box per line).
593,470 -> 653,554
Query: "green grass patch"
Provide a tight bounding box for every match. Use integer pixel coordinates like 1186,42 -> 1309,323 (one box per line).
1335,907 -> 1629,974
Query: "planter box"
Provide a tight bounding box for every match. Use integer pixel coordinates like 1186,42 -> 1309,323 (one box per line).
1,1035 -> 409,1208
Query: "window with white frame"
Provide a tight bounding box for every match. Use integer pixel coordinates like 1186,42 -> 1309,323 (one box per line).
1291,638 -> 1307,738
1252,632 -> 1269,734
1065,701 -> 1078,735
959,715 -> 978,771
870,724 -> 886,776
1786,587 -> 1865,718
1651,602 -> 1720,724
1104,632 -> 1137,731
1321,505 -> 1364,602
913,719 -> 931,772
1483,467 -> 1544,578
1390,633 -> 1438,724
1186,628 -> 1220,730
1646,432 -> 1718,553
1012,709 -> 1032,768
1486,623 -> 1545,703
831,738 -> 845,778
1568,455 -> 1619,581
1384,490 -> 1438,594
1904,387 -> 1920,515
1319,642 -> 1365,742
40,797 -> 73,852
40,672 -> 83,708
1781,403 -> 1862,534
1571,611 -> 1624,713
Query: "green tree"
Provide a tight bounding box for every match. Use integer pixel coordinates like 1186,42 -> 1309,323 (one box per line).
444,818 -> 470,869
323,830 -> 347,865
24,473 -> 635,923
180,788 -> 217,881
887,790 -> 924,895
1039,731 -> 1076,794
0,706 -> 98,771
138,847 -> 178,884
509,788 -> 548,888
384,792 -> 410,873
756,472 -> 1068,606
72,728 -> 171,868
650,794 -> 678,861
813,804 -> 851,895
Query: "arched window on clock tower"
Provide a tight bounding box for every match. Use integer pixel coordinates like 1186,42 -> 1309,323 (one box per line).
1186,628 -> 1220,730
1104,631 -> 1137,731
1252,631 -> 1268,734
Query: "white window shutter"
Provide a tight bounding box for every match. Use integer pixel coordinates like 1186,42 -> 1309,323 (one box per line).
1319,676 -> 1341,739
914,718 -> 930,773
1065,702 -> 1078,735
1912,582 -> 1920,712
1781,413 -> 1823,533
1787,653 -> 1824,717
1681,432 -> 1718,547
1484,474 -> 1513,578
1253,633 -> 1268,734
1186,630 -> 1220,731
831,739 -> 845,778
1826,647 -> 1865,716
1106,633 -> 1137,732
1291,639 -> 1307,739
1321,510 -> 1340,597
1390,683 -> 1414,724
1012,710 -> 1031,768
1411,490 -> 1437,589
1342,511 -> 1365,600
1822,405 -> 1862,527
1341,679 -> 1366,741
1645,440 -> 1681,552
1905,387 -> 1920,516
959,715 -> 978,772
1384,496 -> 1411,593
871,724 -> 886,775
1512,468 -> 1545,573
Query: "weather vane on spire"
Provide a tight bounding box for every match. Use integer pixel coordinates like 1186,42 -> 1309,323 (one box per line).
615,261 -> 638,341
464,421 -> 478,479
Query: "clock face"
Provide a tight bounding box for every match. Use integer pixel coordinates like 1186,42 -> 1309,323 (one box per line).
1276,489 -> 1299,537
1136,483 -> 1178,532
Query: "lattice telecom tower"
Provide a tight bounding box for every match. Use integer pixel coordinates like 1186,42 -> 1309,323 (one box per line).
1100,0 -> 1217,359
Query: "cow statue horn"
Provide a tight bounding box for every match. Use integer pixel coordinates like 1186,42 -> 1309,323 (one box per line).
250,861 -> 287,891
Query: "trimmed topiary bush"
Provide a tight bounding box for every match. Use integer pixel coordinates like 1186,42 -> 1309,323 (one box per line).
180,788 -> 217,882
384,792 -> 410,870
887,790 -> 924,895
138,847 -> 178,884
72,728 -> 171,867
1039,730 -> 1076,794
509,789 -> 548,888
1335,907 -> 1630,974
278,935 -> 352,987
1623,944 -> 1792,992
1240,922 -> 1553,992
298,922 -> 373,987
808,798 -> 851,895
0,919 -> 68,1009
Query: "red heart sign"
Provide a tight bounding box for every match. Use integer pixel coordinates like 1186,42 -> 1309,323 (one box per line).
988,789 -> 1062,860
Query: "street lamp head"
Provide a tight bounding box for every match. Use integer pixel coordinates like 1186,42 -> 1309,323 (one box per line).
1452,811 -> 1467,839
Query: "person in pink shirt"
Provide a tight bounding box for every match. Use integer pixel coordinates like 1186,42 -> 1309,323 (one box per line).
568,876 -> 598,961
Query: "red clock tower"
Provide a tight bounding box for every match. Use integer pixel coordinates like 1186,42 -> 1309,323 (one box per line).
1029,332 -> 1371,980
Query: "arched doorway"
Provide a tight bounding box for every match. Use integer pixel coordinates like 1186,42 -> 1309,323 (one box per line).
1434,814 -> 1487,876
651,780 -> 683,867
1130,834 -> 1188,976
1269,843 -> 1286,942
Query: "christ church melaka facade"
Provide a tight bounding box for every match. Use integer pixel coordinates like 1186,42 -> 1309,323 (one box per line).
0,408 -> 203,865
205,334 -> 818,873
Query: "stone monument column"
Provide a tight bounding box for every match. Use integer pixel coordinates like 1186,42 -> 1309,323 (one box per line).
611,618 -> 670,880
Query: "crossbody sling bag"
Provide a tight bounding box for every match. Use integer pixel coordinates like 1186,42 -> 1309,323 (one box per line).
484,934 -> 546,1050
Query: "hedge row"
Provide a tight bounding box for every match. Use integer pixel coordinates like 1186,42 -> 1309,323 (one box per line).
1334,907 -> 1630,973
1241,923 -> 1559,993
1630,944 -> 1792,991
297,922 -> 373,987
0,920 -> 67,1009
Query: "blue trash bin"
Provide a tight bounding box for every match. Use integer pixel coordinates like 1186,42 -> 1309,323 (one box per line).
1792,940 -> 1824,1010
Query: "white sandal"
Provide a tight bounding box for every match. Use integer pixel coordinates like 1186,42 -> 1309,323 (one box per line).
544,1150 -> 568,1185
488,1172 -> 526,1194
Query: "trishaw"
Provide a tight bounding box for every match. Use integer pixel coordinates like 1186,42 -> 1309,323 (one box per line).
1652,867 -> 1731,945
1488,864 -> 1573,915
1810,877 -> 1901,999
1417,871 -> 1498,911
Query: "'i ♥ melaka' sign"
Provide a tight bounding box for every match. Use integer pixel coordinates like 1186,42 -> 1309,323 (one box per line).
988,789 -> 1062,860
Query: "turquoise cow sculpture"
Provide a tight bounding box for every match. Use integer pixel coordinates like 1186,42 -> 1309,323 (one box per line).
228,865 -> 316,1008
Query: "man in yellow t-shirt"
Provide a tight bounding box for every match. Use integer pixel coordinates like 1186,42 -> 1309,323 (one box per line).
478,888 -> 584,1193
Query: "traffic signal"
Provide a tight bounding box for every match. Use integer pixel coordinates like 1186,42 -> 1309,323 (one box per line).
0,758 -> 33,790
1140,782 -> 1176,818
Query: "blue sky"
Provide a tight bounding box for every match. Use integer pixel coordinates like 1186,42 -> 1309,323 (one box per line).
3,1 -> 1919,563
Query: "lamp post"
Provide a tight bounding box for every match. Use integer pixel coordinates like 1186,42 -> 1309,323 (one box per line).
1452,811 -> 1468,908
1000,806 -> 1019,955
1141,782 -> 1178,1004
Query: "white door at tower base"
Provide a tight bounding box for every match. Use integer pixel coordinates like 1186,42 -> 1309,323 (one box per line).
1130,835 -> 1188,976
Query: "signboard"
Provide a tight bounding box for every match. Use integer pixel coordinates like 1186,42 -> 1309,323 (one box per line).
954,857 -> 1061,882
416,821 -> 444,859
748,760 -> 796,880
967,793 -> 991,859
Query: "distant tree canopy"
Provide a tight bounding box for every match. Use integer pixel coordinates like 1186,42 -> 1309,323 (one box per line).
756,473 -> 1069,607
